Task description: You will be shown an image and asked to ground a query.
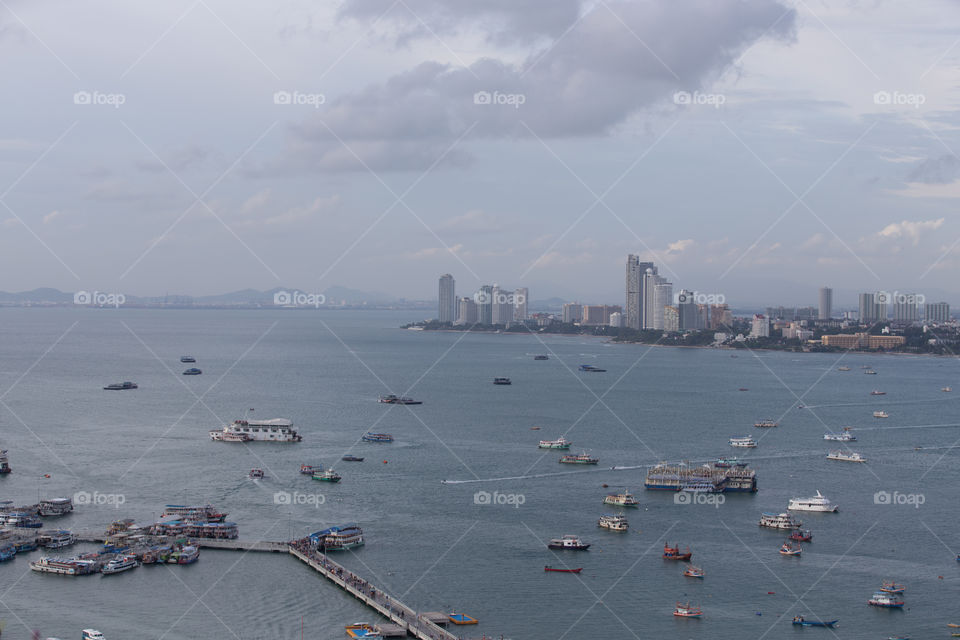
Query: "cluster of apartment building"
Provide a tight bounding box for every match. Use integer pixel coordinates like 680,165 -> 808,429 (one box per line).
624,255 -> 732,331
438,275 -> 529,326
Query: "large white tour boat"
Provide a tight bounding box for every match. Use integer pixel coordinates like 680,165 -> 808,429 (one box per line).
210,418 -> 302,442
787,490 -> 838,513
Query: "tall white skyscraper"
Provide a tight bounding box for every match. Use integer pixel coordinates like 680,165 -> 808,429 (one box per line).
455,296 -> 477,325
818,287 -> 832,320
491,284 -> 514,325
513,287 -> 529,321
642,268 -> 665,329
625,255 -> 653,330
438,274 -> 455,323
653,282 -> 673,330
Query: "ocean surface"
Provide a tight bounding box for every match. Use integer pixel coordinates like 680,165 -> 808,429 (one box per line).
0,308 -> 957,640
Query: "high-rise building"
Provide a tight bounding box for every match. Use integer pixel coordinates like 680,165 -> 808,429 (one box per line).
677,289 -> 698,330
709,304 -> 732,329
858,293 -> 876,323
795,306 -> 818,321
642,268 -> 665,329
625,255 -> 654,330
582,305 -> 622,326
653,282 -> 673,330
491,284 -> 513,325
663,305 -> 679,332
751,314 -> 769,338
513,287 -> 529,321
562,303 -> 583,324
609,312 -> 623,327
874,292 -> 889,322
925,301 -> 950,323
892,293 -> 920,324
455,296 -> 477,325
818,287 -> 832,320
476,285 -> 493,324
438,274 -> 455,323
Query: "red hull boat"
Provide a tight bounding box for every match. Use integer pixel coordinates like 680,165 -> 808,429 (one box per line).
663,542 -> 693,561
544,566 -> 582,573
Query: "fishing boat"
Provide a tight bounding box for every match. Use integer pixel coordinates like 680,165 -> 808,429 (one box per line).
871,390 -> 886,396
182,368 -> 202,375
180,356 -> 196,363
879,581 -> 906,594
559,452 -> 598,465
729,436 -> 757,448
754,419 -> 778,428
789,530 -> 813,542
299,464 -> 322,475
344,623 -> 382,639
210,416 -> 301,442
873,411 -> 889,418
448,613 -> 478,625
603,490 -> 639,507
544,565 -> 582,573
824,428 -> 857,441
312,469 -> 342,483
683,564 -> 704,578
533,355 -> 549,360
311,524 -> 365,551
103,381 -> 137,390
598,513 -> 629,532
547,535 -> 590,550
248,468 -> 265,479
0,449 -> 10,474
792,616 -> 838,627
165,545 -> 200,564
868,592 -> 904,608
788,491 -> 838,513
361,433 -> 393,443
377,394 -> 422,405
101,555 -> 139,575
38,497 -> 73,516
493,377 -> 512,385
578,364 -> 606,372
538,436 -> 572,450
341,455 -> 364,462
827,450 -> 867,463
663,542 -> 692,561
759,512 -> 802,530
673,602 -> 702,618
779,540 -> 802,556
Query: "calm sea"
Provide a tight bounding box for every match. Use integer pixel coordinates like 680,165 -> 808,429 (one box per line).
0,308 -> 957,639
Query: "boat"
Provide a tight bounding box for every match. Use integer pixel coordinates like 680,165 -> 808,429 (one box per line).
14,539 -> 38,552
871,390 -> 886,396
165,545 -> 200,564
182,368 -> 202,375
683,564 -> 704,578
538,436 -> 572,450
361,432 -> 393,443
311,524 -> 365,551
210,417 -> 301,442
603,490 -> 639,507
738,387 -> 749,391
82,630 -> 105,640
345,623 -> 382,639
4,512 -> 42,528
837,366 -> 851,371
729,436 -> 757,448
448,613 -> 478,625
598,513 -> 629,532
759,512 -> 802,530
868,592 -> 904,608
559,452 -> 598,465
248,468 -> 265,479
754,419 -> 778,428
341,455 -> 364,462
544,566 -> 582,573
673,602 -> 702,618
101,555 -> 138,575
0,449 -> 10,474
792,616 -> 838,627
879,581 -> 906,594
534,355 -> 549,360
789,530 -> 813,542
39,530 -> 76,548
943,386 -> 953,392
663,542 -> 692,561
180,356 -> 196,363
29,557 -> 84,575
313,469 -> 342,483
161,504 -> 227,522
827,450 -> 867,463
824,428 -> 857,441
493,377 -> 512,385
0,543 -> 15,562
299,464 -> 323,475
713,458 -> 737,468
103,381 -> 137,390
864,369 -> 877,375
578,364 -> 606,372
788,491 -> 838,513
378,394 -> 422,405
873,411 -> 889,418
38,497 -> 73,516
547,535 -> 590,550
779,540 -> 802,556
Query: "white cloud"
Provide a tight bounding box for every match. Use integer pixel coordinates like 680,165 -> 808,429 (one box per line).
877,218 -> 945,245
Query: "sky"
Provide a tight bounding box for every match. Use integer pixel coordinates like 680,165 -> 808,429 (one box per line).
2,0 -> 960,308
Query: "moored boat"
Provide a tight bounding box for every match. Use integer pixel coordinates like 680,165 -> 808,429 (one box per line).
38,497 -> 73,516
162,504 -> 227,522
310,524 -> 365,551
82,630 -> 105,640
101,555 -> 139,575
39,530 -> 76,549
0,543 -> 15,562
548,535 -> 590,550
345,623 -> 381,639
448,613 -> 478,625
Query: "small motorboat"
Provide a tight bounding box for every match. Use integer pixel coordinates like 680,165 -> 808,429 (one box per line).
180,356 -> 196,363
871,390 -> 886,395
673,602 -> 702,618
683,564 -> 704,578
578,364 -> 606,372
82,631 -> 105,640
544,566 -> 582,573
738,387 -> 749,391
792,616 -> 837,627
533,355 -> 549,360
547,535 -> 590,551
103,381 -> 137,390
493,377 -> 512,385
341,455 -> 364,462
182,368 -> 202,375
377,394 -> 422,405
663,542 -> 692,561
779,541 -> 802,556
942,386 -> 952,392
448,613 -> 478,625
248,468 -> 264,479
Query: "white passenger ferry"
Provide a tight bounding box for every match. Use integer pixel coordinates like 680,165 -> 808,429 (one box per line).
729,436 -> 757,448
758,512 -> 802,529
210,418 -> 302,442
827,450 -> 867,463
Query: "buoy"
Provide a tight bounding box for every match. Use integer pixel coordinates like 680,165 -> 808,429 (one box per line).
43,474 -> 50,478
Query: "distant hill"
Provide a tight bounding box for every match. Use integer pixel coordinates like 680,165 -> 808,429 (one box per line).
0,286 -> 401,306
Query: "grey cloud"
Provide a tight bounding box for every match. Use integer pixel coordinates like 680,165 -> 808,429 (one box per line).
907,154 -> 960,184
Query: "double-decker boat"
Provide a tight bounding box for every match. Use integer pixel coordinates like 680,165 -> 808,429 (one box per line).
603,490 -> 639,507
578,364 -> 606,372
39,497 -> 73,516
759,512 -> 802,530
378,394 -> 422,405
493,377 -> 512,385
673,602 -> 702,618
827,450 -> 866,463
345,623 -> 381,639
788,491 -> 838,513
683,564 -> 704,578
39,530 -> 76,549
547,535 -> 590,550
103,381 -> 137,390
14,539 -> 38,552
873,410 -> 889,418
30,556 -> 91,575
538,436 -> 572,450
868,592 -> 904,607
361,433 -> 393,443
754,419 -> 778,428
729,436 -> 757,448
210,418 -> 301,442
4,512 -> 42,528
663,542 -> 692,561
598,513 -> 628,532
312,468 -> 342,483
792,616 -> 837,627
161,504 -> 227,523
311,524 -> 364,551
559,452 -> 598,465
101,555 -> 139,575
0,449 -> 10,474
779,540 -> 802,556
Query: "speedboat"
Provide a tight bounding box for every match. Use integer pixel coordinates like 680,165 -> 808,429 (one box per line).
788,491 -> 838,513
103,381 -> 137,390
759,512 -> 802,530
873,410 -> 889,418
248,468 -> 264,479
578,364 -> 606,372
827,450 -> 867,462
673,602 -> 702,618
493,377 -> 512,385
180,356 -> 196,363
547,535 -> 590,550
779,540 -> 802,556
792,616 -> 837,627
101,555 -> 138,575
868,592 -> 904,608
597,513 -> 629,532
663,542 -> 692,561
182,368 -> 202,375
312,469 -> 342,483
538,436 -> 572,450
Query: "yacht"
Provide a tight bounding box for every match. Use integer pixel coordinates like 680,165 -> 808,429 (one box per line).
872,411 -> 888,419
787,491 -> 838,513
103,381 -> 137,390
603,490 -> 639,507
0,543 -> 15,562
597,514 -> 629,532
538,436 -> 572,450
101,555 -> 138,575
547,535 -> 590,550
754,419 -> 778,428
729,436 -> 757,448
210,418 -> 301,442
4,512 -> 42,528
759,512 -> 802,530
493,377 -> 512,385
83,631 -> 106,640
826,450 -> 867,463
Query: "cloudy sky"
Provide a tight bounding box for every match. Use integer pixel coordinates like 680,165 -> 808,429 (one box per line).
2,0 -> 960,307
